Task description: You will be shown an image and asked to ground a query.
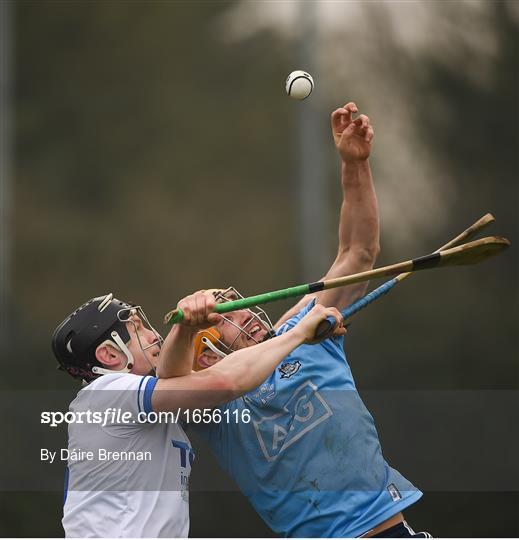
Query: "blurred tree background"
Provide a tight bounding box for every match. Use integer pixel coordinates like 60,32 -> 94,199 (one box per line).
0,0 -> 517,537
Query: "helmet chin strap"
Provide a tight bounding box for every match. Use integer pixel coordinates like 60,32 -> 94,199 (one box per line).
92,331 -> 135,376
201,336 -> 227,358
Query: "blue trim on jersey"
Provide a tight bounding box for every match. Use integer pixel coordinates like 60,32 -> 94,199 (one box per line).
136,376 -> 146,414
63,465 -> 69,504
143,376 -> 158,414
63,431 -> 70,505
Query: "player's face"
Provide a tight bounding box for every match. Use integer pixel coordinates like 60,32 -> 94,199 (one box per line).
215,309 -> 270,351
125,315 -> 161,375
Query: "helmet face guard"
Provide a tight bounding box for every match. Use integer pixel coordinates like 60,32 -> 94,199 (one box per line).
118,302 -> 163,364
193,287 -> 275,369
52,293 -> 162,382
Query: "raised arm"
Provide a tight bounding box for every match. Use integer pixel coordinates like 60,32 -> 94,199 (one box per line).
276,101 -> 380,326
156,291 -> 220,379
152,303 -> 345,413
321,102 -> 380,305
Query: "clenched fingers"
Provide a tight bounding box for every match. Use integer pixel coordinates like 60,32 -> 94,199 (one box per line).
331,102 -> 358,132
352,114 -> 373,142
323,306 -> 346,337
177,291 -> 220,327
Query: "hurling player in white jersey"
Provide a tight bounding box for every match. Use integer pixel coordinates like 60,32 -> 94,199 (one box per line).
165,102 -> 431,537
52,290 -> 345,537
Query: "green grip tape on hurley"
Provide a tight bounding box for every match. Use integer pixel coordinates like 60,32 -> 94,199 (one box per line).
164,284 -> 311,326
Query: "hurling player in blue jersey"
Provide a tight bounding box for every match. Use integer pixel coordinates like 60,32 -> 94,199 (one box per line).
166,102 -> 431,538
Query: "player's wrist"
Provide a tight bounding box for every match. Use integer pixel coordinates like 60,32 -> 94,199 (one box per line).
341,159 -> 371,187
168,323 -> 199,343
341,156 -> 370,166
285,325 -> 308,346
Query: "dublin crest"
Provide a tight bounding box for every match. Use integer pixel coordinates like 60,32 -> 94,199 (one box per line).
278,360 -> 301,379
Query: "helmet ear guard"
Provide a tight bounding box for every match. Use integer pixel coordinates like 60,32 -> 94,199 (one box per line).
193,327 -> 226,371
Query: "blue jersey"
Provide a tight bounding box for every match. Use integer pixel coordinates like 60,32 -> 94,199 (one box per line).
196,300 -> 422,537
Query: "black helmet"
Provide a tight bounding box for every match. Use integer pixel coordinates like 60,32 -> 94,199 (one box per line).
52,293 -> 134,382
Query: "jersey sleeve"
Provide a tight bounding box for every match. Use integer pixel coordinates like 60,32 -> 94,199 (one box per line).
85,373 -> 158,432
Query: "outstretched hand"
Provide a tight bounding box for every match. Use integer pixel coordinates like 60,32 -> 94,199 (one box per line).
331,101 -> 374,162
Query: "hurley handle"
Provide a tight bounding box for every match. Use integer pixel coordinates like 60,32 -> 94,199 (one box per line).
313,316 -> 338,340
312,279 -> 399,340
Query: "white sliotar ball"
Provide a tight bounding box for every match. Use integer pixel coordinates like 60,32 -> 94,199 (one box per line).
285,70 -> 314,100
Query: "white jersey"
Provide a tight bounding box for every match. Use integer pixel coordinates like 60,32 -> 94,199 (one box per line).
63,373 -> 193,538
